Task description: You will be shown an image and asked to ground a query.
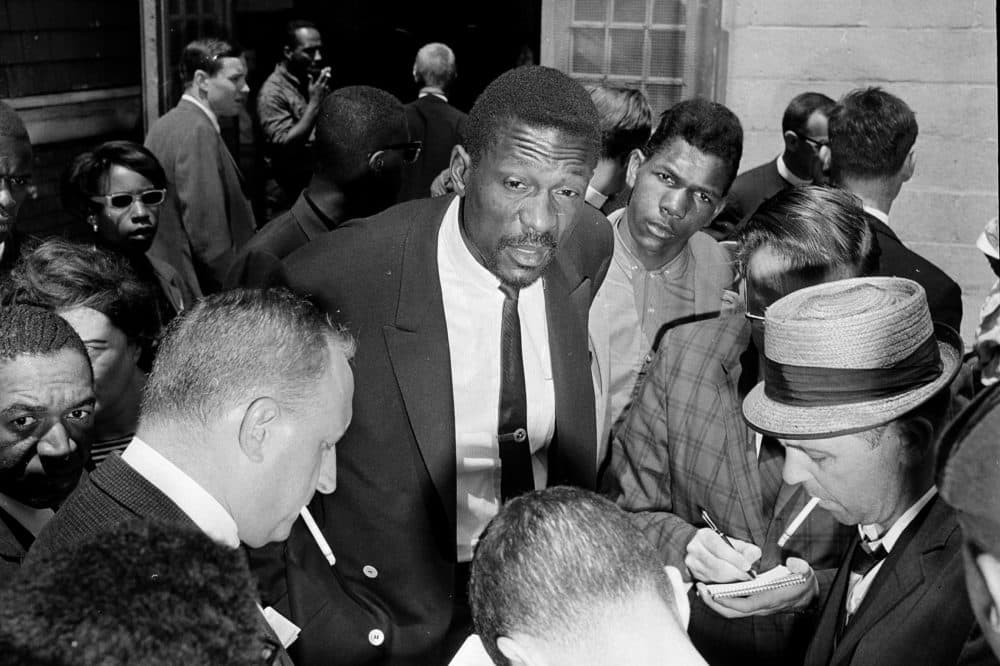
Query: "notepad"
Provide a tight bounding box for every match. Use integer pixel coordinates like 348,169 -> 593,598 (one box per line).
703,565 -> 806,599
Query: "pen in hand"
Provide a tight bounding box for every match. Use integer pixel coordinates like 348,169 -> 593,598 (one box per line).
700,508 -> 758,579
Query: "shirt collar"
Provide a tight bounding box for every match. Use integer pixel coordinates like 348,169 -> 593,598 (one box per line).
776,155 -> 813,187
418,86 -> 448,102
862,203 -> 890,225
275,61 -> 303,88
858,486 -> 937,551
585,184 -> 609,210
181,93 -> 221,134
0,492 -> 55,537
122,437 -> 240,548
612,207 -> 691,276
440,196 -> 505,292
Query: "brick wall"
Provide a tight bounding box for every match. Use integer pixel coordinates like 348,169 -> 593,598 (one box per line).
721,0 -> 998,343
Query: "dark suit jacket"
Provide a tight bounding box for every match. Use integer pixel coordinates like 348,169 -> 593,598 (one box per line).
257,195 -> 613,664
27,455 -> 294,665
804,495 -> 993,666
398,95 -> 466,201
145,99 -> 257,297
716,158 -> 789,229
226,191 -> 335,288
866,213 -> 963,332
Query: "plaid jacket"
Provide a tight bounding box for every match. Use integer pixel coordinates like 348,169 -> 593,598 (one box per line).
602,313 -> 854,665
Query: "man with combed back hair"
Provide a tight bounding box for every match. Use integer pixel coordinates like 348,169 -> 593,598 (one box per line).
828,86 -> 962,331
262,65 -> 613,663
26,288 -> 357,664
228,85 -> 412,287
399,42 -> 467,201
0,102 -> 33,275
1,305 -> 94,584
582,84 -> 652,213
467,486 -> 707,666
604,186 -> 876,664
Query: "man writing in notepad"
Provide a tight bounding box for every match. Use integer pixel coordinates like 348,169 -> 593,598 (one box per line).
704,276 -> 991,665
604,186 -> 867,665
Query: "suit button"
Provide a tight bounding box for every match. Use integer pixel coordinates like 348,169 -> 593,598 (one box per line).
363,565 -> 378,578
368,629 -> 385,646
514,428 -> 527,442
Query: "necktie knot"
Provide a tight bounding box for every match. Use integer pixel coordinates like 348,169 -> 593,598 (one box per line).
499,283 -> 520,302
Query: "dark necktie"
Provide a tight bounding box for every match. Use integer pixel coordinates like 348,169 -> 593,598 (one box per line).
838,538 -> 889,638
758,436 -> 785,518
498,283 -> 534,502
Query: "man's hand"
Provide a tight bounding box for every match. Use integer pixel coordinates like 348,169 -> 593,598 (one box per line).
695,557 -> 819,619
685,528 -> 762,583
308,67 -> 332,105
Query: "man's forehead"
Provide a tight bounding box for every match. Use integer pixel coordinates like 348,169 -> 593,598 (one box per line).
645,137 -> 729,194
0,136 -> 32,173
485,121 -> 593,170
805,111 -> 829,138
215,57 -> 246,77
295,28 -> 322,46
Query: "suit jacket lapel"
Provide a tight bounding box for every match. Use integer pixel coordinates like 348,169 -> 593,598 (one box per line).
543,257 -> 597,488
832,496 -> 944,663
382,196 -> 457,533
806,538 -> 856,666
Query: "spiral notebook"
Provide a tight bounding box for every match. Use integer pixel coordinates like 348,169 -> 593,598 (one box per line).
704,565 -> 806,599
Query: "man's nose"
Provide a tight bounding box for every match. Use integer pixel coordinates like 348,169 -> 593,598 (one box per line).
519,194 -> 559,235
782,446 -> 811,487
0,181 -> 15,209
37,422 -> 78,459
313,50 -> 323,63
661,187 -> 689,218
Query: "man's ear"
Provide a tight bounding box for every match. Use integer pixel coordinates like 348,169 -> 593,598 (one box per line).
901,148 -> 916,183
710,194 -> 728,222
496,635 -> 538,666
368,150 -> 386,174
450,144 -> 472,196
283,45 -> 293,61
193,69 -> 210,95
237,397 -> 280,463
625,148 -> 646,189
782,130 -> 800,152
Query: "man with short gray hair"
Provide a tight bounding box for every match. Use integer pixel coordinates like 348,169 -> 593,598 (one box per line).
399,42 -> 467,201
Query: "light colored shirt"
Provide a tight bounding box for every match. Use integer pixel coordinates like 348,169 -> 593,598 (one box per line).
585,184 -> 609,210
418,86 -> 448,103
862,203 -> 890,225
438,196 -> 555,562
775,154 -> 813,187
590,208 -> 732,437
121,437 -> 239,548
845,487 -> 937,618
180,93 -> 221,134
0,492 -> 54,537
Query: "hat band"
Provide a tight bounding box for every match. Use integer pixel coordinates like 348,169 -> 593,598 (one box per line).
763,334 -> 943,407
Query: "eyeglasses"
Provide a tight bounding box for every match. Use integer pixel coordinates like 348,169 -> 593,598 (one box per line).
90,189 -> 167,209
369,141 -> 423,165
795,132 -> 829,152
744,281 -> 767,322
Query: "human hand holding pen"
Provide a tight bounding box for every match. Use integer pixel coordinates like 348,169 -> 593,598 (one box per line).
685,510 -> 762,583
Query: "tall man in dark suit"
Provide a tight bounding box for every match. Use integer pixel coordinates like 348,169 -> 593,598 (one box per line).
398,42 -> 467,201
0,102 -> 33,276
264,65 -> 612,664
27,289 -> 356,663
145,38 -> 257,298
829,86 -> 963,331
711,92 -> 834,239
701,276 -> 991,666
227,85 -> 412,288
1,306 -> 94,585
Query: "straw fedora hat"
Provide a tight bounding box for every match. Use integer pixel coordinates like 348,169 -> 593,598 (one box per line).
742,276 -> 962,439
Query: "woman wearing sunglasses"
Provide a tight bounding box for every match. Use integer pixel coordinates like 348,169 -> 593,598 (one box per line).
62,140 -> 192,322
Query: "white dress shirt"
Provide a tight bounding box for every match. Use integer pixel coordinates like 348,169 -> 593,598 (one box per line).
438,196 -> 556,562
121,437 -> 239,548
862,203 -> 891,225
845,487 -> 937,618
585,184 -> 609,210
181,93 -> 221,134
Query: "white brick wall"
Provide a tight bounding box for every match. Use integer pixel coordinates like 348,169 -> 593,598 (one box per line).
722,0 -> 998,343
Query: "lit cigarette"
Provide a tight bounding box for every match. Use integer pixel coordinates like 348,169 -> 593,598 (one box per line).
777,497 -> 821,548
300,507 -> 336,566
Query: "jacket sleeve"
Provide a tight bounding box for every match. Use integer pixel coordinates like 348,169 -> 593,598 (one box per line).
601,343 -> 700,572
172,123 -> 240,289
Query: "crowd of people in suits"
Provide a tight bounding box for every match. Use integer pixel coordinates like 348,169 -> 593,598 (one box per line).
2,17 -> 1000,666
